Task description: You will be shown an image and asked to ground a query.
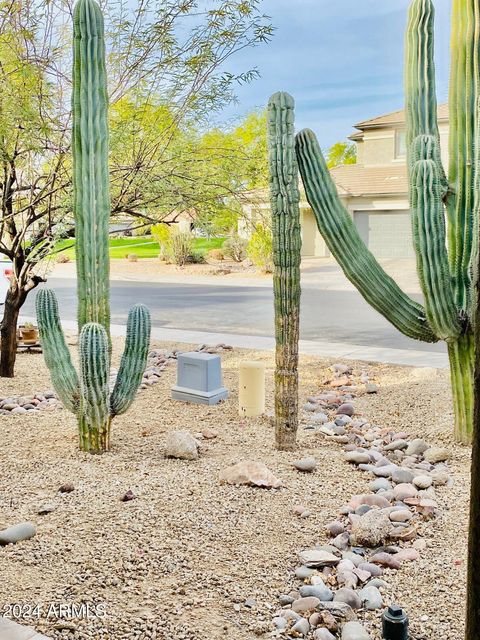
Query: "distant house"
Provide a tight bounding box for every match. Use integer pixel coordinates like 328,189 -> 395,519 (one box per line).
240,104 -> 449,259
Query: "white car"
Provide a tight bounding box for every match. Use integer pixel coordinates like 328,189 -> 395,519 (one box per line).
0,260 -> 12,304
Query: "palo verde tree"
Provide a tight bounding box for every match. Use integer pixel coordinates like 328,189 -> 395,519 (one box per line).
291,0 -> 478,443
0,0 -> 272,378
36,0 -> 151,454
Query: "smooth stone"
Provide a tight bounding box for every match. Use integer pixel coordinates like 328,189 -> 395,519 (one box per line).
345,451 -> 371,465
394,548 -> 420,562
355,505 -> 371,516
424,447 -> 450,464
370,478 -> 392,492
369,552 -> 401,570
337,403 -> 355,416
337,559 -> 355,573
369,578 -> 389,588
310,412 -> 329,424
11,406 -> 27,414
165,430 -> 200,460
291,618 -> 310,636
278,594 -> 295,606
366,383 -> 378,394
337,570 -> 358,590
299,549 -> 340,567
342,551 -> 364,567
405,439 -> 429,456
391,468 -> 415,484
295,565 -> 317,580
293,457 -> 317,473
342,621 -> 372,640
0,522 -> 36,545
358,585 -> 383,610
314,629 -> 336,640
413,475 -> 433,489
292,597 -> 321,613
384,439 -> 408,451
300,584 -> 333,602
333,588 -> 362,610
389,509 -> 412,523
335,417 -> 351,428
326,521 -> 345,537
350,494 -> 391,509
272,616 -> 288,630
372,465 -> 398,478
393,483 -> 418,501
431,471 -> 449,486
358,562 -> 383,576
37,504 -> 56,515
333,532 -> 351,551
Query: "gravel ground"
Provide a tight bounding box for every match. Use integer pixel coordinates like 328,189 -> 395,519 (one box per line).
0,343 -> 469,640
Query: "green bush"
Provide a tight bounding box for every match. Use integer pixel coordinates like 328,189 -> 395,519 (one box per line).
170,231 -> 195,266
247,225 -> 273,273
223,234 -> 248,262
151,224 -> 173,260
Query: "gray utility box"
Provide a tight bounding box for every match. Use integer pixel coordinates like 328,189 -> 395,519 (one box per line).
171,352 -> 229,405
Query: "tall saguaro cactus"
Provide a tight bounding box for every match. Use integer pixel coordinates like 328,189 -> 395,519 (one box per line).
268,93 -> 302,451
36,0 -> 151,454
288,0 -> 478,443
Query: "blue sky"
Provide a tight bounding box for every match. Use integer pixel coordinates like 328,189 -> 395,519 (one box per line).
221,0 -> 451,147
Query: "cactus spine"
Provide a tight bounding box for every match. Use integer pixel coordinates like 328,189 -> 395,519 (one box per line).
36,0 -> 151,454
268,93 -> 302,450
283,0 -> 478,443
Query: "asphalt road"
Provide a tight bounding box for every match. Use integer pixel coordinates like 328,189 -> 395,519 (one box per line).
21,278 -> 445,353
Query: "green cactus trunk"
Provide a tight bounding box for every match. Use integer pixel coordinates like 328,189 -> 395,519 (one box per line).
268,93 -> 302,451
448,334 -> 474,445
278,0 -> 480,443
36,0 -> 151,454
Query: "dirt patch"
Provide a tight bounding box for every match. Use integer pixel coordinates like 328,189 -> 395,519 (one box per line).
0,346 -> 468,639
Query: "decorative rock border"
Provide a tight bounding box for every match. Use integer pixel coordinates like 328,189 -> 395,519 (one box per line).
0,344 -> 233,415
270,364 -> 452,639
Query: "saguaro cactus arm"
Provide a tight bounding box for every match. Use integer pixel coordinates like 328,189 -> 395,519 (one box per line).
295,128 -> 438,343
110,304 -> 151,417
73,0 -> 111,332
268,91 -> 302,451
35,289 -> 80,413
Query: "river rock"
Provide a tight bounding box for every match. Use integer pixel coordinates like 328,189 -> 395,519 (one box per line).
300,584 -> 333,602
299,549 -> 340,567
0,522 -> 37,545
346,451 -> 371,465
370,478 -> 392,492
326,520 -> 345,537
358,585 -> 383,610
165,430 -> 200,460
424,447 -> 450,464
314,629 -> 336,640
358,562 -> 383,576
372,464 -> 398,478
393,483 -> 418,501
296,565 -> 316,580
351,509 -> 391,547
369,552 -> 401,569
337,403 -> 355,416
293,457 -> 317,472
391,468 -> 415,484
405,439 -> 429,456
384,439 -> 408,451
334,588 -> 361,610
219,461 -> 282,488
413,475 -> 433,489
291,618 -> 310,635
342,621 -> 372,640
292,596 -> 321,613
389,509 -> 412,523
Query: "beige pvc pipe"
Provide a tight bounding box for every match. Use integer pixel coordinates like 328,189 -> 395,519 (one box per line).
239,361 -> 266,417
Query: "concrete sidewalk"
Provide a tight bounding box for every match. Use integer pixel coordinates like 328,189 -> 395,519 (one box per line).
22,317 -> 448,369
0,617 -> 51,639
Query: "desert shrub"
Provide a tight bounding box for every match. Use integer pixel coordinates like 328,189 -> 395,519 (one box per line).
169,231 -> 195,266
247,225 -> 273,273
56,253 -> 71,263
186,251 -> 205,264
223,234 -> 248,262
127,253 -> 138,262
151,223 -> 173,260
207,248 -> 224,261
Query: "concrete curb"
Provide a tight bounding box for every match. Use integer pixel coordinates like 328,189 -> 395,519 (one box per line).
0,617 -> 51,639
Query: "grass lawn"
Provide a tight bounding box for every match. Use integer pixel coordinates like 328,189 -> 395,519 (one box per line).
55,236 -> 226,260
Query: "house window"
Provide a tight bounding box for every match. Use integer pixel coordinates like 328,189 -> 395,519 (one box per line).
395,129 -> 407,159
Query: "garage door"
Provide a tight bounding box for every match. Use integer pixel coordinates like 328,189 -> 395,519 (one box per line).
354,211 -> 415,259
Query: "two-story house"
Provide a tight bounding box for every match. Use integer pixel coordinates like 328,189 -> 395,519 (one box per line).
240,104 -> 449,259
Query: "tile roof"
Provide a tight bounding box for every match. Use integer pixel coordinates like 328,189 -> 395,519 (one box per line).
330,164 -> 408,196
354,103 -> 448,129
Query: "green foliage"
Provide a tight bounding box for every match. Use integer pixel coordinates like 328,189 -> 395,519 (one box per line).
326,141 -> 357,168
247,225 -> 273,273
223,234 -> 248,262
151,224 -> 172,259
